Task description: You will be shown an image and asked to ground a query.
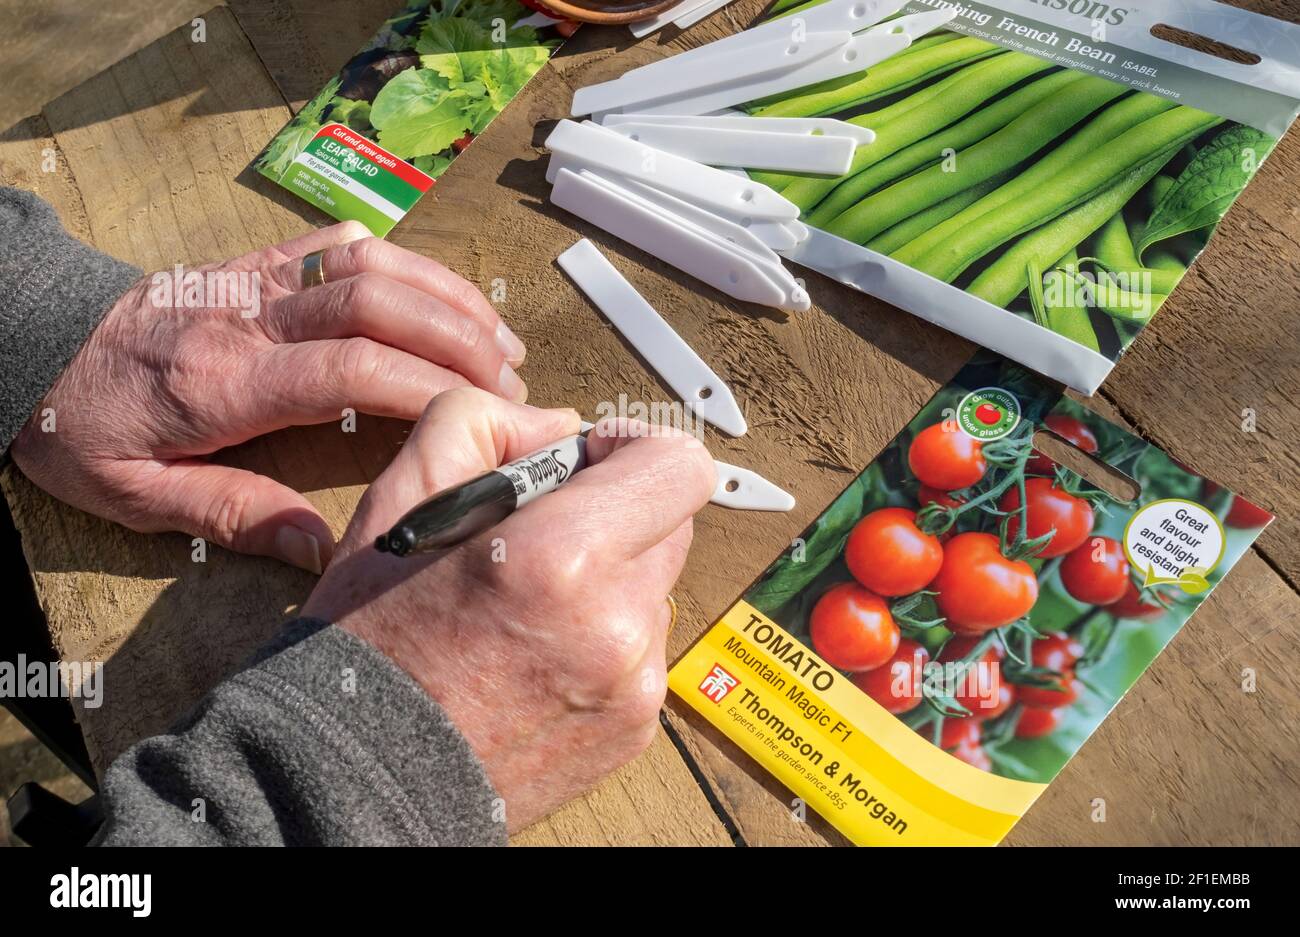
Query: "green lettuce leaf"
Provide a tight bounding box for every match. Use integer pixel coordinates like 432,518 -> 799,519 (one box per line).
416,17 -> 551,135
257,78 -> 341,178
369,68 -> 477,158
329,97 -> 373,134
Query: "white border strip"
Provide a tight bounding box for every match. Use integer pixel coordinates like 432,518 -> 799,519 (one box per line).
781,228 -> 1115,395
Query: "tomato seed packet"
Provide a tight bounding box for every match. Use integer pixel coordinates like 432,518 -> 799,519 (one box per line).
749,0 -> 1300,393
668,352 -> 1272,845
253,0 -> 572,236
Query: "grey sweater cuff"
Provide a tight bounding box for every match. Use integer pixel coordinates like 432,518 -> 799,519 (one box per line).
96,619 -> 508,846
0,187 -> 141,450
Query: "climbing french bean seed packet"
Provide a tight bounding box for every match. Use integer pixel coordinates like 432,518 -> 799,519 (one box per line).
253,0 -> 573,236
668,352 -> 1272,845
753,0 -> 1300,394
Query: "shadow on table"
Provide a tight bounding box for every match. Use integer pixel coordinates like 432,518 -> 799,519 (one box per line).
7,417 -> 410,773
493,143 -> 975,392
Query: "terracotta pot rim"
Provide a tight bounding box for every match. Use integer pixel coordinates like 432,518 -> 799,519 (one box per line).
534,0 -> 683,25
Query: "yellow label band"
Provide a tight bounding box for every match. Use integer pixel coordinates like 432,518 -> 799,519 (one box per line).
669,602 -> 1047,846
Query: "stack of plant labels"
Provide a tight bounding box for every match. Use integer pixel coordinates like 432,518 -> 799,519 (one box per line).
546,1 -> 957,311
544,119 -> 813,312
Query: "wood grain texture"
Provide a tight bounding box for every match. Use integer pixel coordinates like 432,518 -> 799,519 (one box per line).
1,0 -> 1296,846
0,5 -> 730,847
227,0 -> 400,111
0,0 -> 217,132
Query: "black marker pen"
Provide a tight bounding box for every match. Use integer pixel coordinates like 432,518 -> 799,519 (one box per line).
374,434 -> 588,556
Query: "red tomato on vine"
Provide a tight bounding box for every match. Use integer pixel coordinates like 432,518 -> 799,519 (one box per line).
851,639 -> 928,713
1000,477 -> 1095,558
1015,706 -> 1060,738
930,717 -> 980,751
1059,536 -> 1130,605
1108,581 -> 1166,620
1225,494 -> 1272,529
937,635 -> 1008,717
933,533 -> 1038,633
809,583 -> 900,672
1018,634 -> 1084,709
937,633 -> 1004,665
1031,633 -> 1084,673
977,682 -> 1015,720
845,507 -> 943,597
919,485 -> 965,511
918,485 -> 965,541
1018,674 -> 1082,709
908,424 -> 987,491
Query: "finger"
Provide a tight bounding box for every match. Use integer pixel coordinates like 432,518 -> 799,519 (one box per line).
632,517 -> 696,603
497,421 -> 716,562
268,236 -> 525,365
248,338 -> 471,429
270,221 -> 372,263
261,275 -> 526,403
344,387 -> 582,548
134,461 -> 335,573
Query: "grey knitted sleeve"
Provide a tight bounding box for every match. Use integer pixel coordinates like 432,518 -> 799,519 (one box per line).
0,187 -> 142,450
94,618 -> 508,846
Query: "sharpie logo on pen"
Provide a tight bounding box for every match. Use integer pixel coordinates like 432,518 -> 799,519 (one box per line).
505,447 -> 578,500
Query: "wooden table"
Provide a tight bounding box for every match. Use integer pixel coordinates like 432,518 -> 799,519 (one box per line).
2,0 -> 1297,846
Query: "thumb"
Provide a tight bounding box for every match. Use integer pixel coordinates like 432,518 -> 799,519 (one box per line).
342,388 -> 581,556
144,461 -> 335,573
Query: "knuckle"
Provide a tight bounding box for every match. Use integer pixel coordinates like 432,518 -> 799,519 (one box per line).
446,311 -> 495,362
610,717 -> 660,767
425,384 -> 490,418
200,484 -> 258,549
343,235 -> 386,272
427,258 -> 485,310
536,546 -> 594,599
623,681 -> 667,731
340,271 -> 387,315
586,610 -> 653,681
334,337 -> 386,387
335,220 -> 371,243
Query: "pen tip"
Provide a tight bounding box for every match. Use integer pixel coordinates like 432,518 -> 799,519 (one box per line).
374,534 -> 390,553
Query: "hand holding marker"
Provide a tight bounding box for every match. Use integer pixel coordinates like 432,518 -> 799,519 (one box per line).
376,424 -> 793,556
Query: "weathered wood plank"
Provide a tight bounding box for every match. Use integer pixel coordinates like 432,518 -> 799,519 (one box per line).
226,0 -> 400,112
3,0 -> 1297,846
0,0 -> 217,132
3,6 -> 731,847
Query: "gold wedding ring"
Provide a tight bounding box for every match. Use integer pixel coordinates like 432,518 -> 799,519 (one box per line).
666,594 -> 678,636
301,249 -> 328,289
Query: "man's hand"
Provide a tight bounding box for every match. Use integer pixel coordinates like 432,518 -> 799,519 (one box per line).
10,222 -> 528,573
303,388 -> 717,832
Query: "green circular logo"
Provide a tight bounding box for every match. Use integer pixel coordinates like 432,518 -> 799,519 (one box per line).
957,387 -> 1021,440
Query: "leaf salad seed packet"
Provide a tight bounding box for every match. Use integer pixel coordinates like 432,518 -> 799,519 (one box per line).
253,0 -> 573,236
751,0 -> 1300,394
668,353 -> 1273,846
